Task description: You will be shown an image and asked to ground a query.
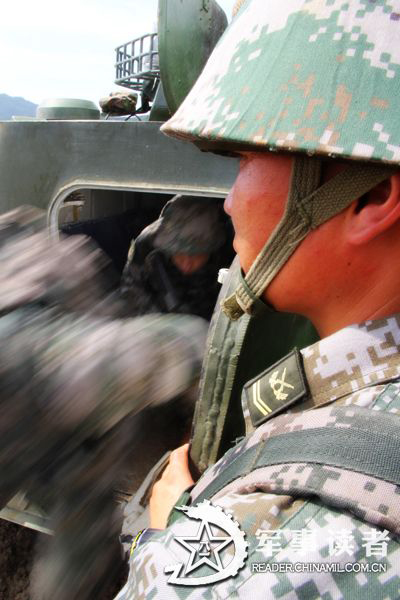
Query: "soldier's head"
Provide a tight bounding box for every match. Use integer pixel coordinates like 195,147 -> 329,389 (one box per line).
153,195 -> 226,274
162,0 -> 400,335
170,252 -> 210,275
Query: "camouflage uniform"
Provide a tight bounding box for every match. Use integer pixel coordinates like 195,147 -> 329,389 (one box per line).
121,195 -> 232,320
116,315 -> 400,599
115,0 -> 400,598
0,206 -> 208,599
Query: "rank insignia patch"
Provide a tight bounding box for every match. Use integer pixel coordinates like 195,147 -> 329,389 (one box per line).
244,349 -> 308,427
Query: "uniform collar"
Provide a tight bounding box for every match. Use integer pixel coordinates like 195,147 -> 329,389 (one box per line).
303,314 -> 400,405
242,314 -> 400,433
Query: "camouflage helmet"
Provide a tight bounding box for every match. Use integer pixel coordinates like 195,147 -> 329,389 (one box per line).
153,195 -> 225,256
163,0 -> 400,165
162,0 -> 399,320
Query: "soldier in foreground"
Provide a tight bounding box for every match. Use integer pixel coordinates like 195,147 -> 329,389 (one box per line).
115,1 -> 400,598
0,206 -> 208,599
121,194 -> 231,320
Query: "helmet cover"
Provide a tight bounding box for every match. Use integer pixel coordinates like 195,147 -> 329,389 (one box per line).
162,0 -> 400,165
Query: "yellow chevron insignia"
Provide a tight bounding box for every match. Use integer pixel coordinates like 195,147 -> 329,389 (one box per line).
244,349 -> 308,428
252,379 -> 272,416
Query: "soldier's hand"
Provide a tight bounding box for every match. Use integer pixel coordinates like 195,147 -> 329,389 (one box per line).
149,444 -> 194,529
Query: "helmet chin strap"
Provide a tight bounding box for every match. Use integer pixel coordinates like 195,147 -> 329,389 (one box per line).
222,155 -> 396,321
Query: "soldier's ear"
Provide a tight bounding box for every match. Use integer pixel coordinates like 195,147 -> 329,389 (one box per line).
345,173 -> 400,245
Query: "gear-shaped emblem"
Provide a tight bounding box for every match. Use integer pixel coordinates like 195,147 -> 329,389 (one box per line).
164,499 -> 248,586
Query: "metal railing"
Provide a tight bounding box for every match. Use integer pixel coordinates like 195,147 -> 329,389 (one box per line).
115,33 -> 160,91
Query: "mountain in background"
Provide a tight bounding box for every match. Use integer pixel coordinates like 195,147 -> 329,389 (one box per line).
0,93 -> 37,119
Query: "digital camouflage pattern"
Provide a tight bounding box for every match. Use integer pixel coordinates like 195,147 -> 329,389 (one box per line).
116,315 -> 400,599
0,206 -> 209,599
117,3 -> 400,597
99,92 -> 138,115
120,195 -> 231,320
162,0 -> 400,165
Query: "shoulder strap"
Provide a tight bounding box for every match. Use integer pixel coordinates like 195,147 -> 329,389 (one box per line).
194,405 -> 400,504
190,259 -> 318,476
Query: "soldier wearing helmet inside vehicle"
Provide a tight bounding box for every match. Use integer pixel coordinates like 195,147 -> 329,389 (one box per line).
121,194 -> 232,320
115,1 -> 400,599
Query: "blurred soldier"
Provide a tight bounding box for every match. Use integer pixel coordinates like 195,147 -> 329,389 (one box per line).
121,194 -> 231,320
0,206 -> 208,599
116,1 -> 400,599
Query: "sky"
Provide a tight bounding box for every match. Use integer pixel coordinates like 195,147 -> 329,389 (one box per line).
1,0 -> 234,106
